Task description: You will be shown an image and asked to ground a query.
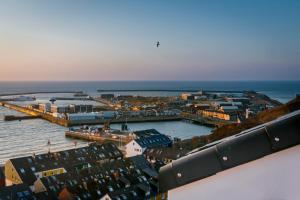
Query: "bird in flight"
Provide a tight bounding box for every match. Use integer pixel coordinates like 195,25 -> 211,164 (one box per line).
156,41 -> 160,47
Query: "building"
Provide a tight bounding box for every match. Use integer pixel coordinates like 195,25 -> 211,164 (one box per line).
180,93 -> 192,100
67,112 -> 100,121
219,105 -> 240,112
144,147 -> 189,166
0,168 -> 5,188
0,184 -> 35,200
33,155 -> 162,200
125,129 -> 172,157
101,94 -> 115,99
50,105 -> 70,113
181,92 -> 203,101
3,142 -> 164,199
159,110 -> 300,200
69,104 -> 93,113
198,109 -> 236,121
100,111 -> 117,119
211,101 -> 242,109
5,143 -> 122,190
225,97 -> 250,105
38,103 -> 51,113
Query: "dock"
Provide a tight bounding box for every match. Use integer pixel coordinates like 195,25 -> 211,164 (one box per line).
1,101 -> 226,127
0,101 -> 182,127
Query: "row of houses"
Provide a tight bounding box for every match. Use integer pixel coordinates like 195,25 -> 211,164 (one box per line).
1,142 -> 167,200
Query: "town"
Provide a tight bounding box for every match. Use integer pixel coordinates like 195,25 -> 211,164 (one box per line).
0,89 -> 290,199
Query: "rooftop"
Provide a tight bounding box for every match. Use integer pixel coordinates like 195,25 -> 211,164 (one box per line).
8,143 -> 122,186
159,109 -> 300,192
0,184 -> 35,200
132,129 -> 172,149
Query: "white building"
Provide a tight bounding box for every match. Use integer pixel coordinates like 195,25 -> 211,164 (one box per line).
125,129 -> 172,157
125,140 -> 145,157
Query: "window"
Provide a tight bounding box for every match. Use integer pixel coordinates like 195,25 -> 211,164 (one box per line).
20,168 -> 25,174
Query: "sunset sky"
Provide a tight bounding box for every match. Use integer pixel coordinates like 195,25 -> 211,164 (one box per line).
0,0 -> 299,81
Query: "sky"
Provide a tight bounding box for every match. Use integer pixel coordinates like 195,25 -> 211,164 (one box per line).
0,0 -> 299,81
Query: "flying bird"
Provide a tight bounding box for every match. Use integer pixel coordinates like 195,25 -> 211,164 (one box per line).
156,41 -> 160,47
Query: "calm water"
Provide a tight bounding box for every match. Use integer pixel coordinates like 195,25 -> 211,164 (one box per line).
0,107 -> 212,165
0,81 -> 299,165
0,81 -> 299,103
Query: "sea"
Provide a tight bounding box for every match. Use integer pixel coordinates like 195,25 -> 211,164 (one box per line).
0,81 -> 299,165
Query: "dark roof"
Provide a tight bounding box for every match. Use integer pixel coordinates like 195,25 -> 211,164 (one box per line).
133,129 -> 172,148
159,110 -> 300,192
144,147 -> 189,161
0,167 -> 4,180
8,143 -> 122,186
129,155 -> 151,170
37,156 -> 159,199
0,184 -> 35,200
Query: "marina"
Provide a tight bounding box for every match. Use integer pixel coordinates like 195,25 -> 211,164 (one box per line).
0,105 -> 213,165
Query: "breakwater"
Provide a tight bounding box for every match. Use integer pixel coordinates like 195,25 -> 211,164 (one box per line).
1,102 -> 69,126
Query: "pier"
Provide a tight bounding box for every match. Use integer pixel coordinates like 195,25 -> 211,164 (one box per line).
1,101 -> 225,127
0,101 -> 183,127
0,101 -> 69,126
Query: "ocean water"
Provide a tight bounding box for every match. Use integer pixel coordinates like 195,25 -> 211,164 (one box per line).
0,81 -> 299,165
0,81 -> 299,103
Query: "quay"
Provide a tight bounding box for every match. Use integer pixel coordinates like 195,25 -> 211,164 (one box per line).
65,131 -> 132,145
68,115 -> 181,126
0,102 -> 226,127
0,101 -> 182,127
181,112 -> 230,127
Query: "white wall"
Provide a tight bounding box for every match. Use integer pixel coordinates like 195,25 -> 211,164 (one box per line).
125,140 -> 144,157
169,145 -> 300,200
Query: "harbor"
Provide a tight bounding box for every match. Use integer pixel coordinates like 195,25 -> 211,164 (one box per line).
0,105 -> 212,165
0,100 -> 228,127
